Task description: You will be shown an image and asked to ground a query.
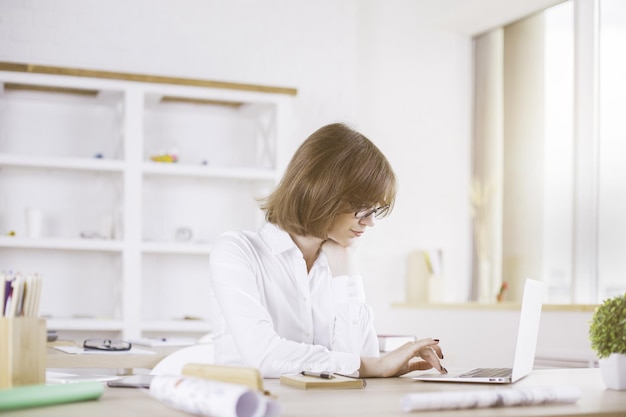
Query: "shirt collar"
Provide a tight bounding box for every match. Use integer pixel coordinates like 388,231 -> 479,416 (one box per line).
260,222 -> 299,255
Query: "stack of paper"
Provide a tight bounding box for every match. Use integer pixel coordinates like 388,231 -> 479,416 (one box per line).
52,345 -> 156,355
130,337 -> 197,347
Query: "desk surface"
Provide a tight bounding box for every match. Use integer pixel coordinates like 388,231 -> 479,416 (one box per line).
46,341 -> 181,371
2,369 -> 625,417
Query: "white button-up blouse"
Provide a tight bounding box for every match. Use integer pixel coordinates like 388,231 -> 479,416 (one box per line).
208,222 -> 380,378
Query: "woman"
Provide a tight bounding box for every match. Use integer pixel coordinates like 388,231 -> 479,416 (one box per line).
209,123 -> 445,378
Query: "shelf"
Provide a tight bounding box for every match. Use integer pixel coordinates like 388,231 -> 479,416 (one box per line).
0,236 -> 124,252
393,302 -> 598,312
46,318 -> 124,331
4,82 -> 100,97
1,62 -> 293,340
0,61 -> 298,96
140,320 -> 211,333
0,153 -> 124,173
46,318 -> 211,333
141,241 -> 212,255
142,162 -> 277,181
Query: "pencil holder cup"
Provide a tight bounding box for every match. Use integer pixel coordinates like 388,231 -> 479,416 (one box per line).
0,318 -> 47,389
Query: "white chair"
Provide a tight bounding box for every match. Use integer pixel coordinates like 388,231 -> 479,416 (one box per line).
150,342 -> 215,376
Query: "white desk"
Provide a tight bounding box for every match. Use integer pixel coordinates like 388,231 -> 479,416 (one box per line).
268,368 -> 626,417
46,341 -> 181,372
2,369 -> 625,417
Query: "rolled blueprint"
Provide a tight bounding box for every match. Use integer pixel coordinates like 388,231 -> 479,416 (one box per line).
401,385 -> 581,412
150,375 -> 280,417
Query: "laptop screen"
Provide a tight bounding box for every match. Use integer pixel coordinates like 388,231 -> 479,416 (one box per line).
511,279 -> 544,381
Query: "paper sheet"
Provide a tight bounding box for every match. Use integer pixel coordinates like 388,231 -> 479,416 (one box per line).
53,346 -> 156,355
46,371 -> 119,384
401,385 -> 582,412
150,375 -> 280,417
129,337 -> 197,347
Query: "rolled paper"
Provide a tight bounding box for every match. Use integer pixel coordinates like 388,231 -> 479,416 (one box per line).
401,385 -> 582,412
0,381 -> 104,411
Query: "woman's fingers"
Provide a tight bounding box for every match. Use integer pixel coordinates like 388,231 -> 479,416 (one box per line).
410,338 -> 440,354
412,338 -> 444,360
410,360 -> 434,371
430,344 -> 444,359
381,338 -> 447,377
413,339 -> 447,374
419,346 -> 441,366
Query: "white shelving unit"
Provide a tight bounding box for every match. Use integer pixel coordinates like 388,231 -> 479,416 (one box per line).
0,63 -> 295,339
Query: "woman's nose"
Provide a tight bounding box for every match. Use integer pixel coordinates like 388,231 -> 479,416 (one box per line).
359,214 -> 376,227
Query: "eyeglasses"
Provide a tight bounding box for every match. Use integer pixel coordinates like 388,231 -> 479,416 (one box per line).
83,338 -> 132,352
355,205 -> 390,220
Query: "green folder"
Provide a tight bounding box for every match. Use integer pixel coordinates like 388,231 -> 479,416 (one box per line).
0,382 -> 103,411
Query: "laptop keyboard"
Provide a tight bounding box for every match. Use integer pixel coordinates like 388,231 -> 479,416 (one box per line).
458,368 -> 512,378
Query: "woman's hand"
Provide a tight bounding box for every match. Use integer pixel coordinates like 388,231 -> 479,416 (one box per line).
321,239 -> 358,277
359,338 -> 446,378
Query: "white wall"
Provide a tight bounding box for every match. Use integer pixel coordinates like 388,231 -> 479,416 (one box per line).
0,0 -> 360,146
355,0 -> 472,315
0,0 -> 596,366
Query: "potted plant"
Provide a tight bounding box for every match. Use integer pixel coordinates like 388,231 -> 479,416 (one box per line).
589,292 -> 626,390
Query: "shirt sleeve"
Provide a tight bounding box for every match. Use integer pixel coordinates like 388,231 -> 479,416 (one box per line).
330,274 -> 380,357
209,234 -> 363,378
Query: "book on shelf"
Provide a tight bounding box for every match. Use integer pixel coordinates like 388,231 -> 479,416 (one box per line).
279,373 -> 366,390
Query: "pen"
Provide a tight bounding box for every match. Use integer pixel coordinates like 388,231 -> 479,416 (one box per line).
301,371 -> 335,379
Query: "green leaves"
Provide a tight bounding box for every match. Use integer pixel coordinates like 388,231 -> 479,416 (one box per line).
589,293 -> 626,359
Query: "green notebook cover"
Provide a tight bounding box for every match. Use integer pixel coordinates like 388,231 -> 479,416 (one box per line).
0,381 -> 103,411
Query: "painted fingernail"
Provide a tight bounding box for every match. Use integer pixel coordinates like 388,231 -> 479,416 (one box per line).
441,367 -> 448,374
434,339 -> 440,342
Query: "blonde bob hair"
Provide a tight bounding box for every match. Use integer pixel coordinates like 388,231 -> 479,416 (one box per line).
260,123 -> 397,239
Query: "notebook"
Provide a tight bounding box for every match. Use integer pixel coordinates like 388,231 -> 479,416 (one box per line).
413,278 -> 544,384
280,373 -> 366,389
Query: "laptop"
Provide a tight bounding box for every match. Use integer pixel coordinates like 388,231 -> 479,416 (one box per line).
413,278 -> 544,384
